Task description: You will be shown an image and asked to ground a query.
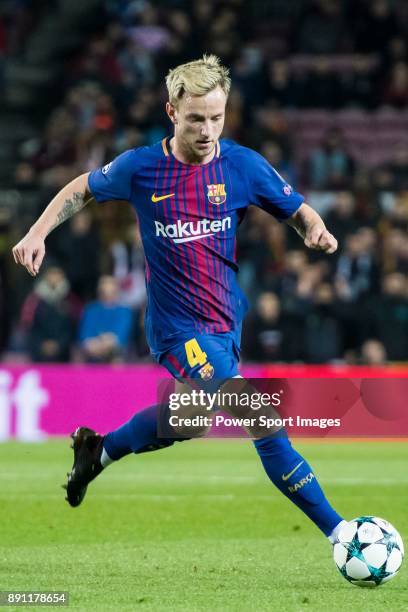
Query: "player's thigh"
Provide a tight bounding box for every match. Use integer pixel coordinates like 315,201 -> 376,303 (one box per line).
160,333 -> 239,434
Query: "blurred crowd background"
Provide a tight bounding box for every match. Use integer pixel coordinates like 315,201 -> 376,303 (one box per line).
0,0 -> 407,365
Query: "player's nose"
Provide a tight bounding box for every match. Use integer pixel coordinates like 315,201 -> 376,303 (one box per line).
200,122 -> 211,138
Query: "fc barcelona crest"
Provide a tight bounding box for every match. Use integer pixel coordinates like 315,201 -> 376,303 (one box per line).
207,184 -> 227,205
199,362 -> 214,381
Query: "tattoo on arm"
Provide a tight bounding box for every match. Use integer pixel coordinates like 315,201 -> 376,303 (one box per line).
49,192 -> 93,234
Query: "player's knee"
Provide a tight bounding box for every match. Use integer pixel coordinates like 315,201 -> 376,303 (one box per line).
166,398 -> 213,438
169,419 -> 212,438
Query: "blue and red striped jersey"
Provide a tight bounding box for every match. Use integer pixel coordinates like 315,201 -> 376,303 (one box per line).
88,137 -> 304,356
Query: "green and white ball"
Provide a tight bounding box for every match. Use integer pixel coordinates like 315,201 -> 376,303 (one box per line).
333,516 -> 404,587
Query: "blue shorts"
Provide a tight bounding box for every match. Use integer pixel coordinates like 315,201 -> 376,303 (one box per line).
157,326 -> 241,385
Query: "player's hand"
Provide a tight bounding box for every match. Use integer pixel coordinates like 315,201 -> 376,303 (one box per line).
304,226 -> 338,254
12,230 -> 46,277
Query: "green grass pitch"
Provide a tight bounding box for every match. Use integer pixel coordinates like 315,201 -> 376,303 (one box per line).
0,439 -> 407,611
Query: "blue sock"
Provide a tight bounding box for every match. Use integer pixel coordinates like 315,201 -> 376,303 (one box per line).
254,433 -> 343,536
103,405 -> 184,460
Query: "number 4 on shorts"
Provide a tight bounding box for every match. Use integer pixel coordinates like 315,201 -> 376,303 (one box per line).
185,338 -> 207,368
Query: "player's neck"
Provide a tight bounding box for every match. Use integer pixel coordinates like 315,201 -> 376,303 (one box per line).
169,137 -> 216,165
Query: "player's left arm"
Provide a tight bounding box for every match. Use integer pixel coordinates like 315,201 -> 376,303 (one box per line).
244,148 -> 337,254
286,202 -> 338,254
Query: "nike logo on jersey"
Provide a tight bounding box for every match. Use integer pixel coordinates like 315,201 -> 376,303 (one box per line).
151,192 -> 175,203
282,461 -> 304,481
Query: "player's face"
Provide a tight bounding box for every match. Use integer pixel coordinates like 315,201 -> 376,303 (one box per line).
167,86 -> 226,162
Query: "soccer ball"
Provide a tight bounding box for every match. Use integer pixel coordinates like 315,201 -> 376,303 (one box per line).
333,516 -> 404,587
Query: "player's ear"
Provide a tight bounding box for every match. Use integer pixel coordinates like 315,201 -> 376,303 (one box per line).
166,102 -> 177,125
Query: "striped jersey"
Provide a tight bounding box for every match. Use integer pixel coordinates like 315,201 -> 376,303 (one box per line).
88,137 -> 304,355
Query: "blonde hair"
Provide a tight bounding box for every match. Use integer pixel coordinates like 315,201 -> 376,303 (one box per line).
165,54 -> 231,106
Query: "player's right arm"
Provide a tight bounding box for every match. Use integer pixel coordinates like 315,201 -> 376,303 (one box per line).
14,147 -> 141,276
12,172 -> 93,277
